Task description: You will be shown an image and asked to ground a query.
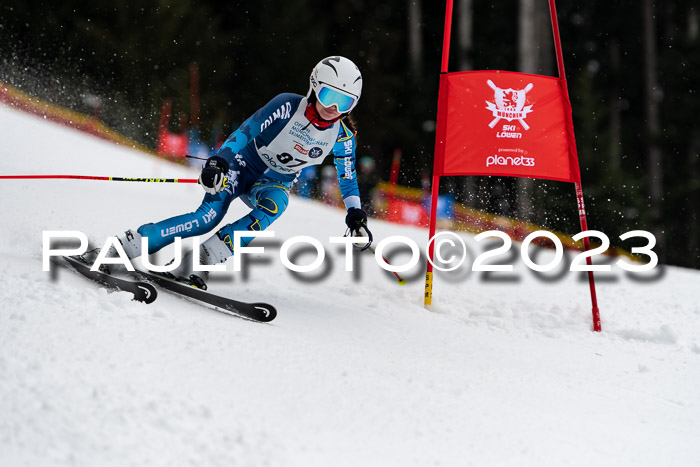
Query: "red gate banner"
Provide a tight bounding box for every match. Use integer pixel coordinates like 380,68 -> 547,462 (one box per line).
425,0 -> 600,331
434,70 -> 577,183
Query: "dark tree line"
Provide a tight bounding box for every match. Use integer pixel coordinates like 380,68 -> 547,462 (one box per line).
1,0 -> 698,268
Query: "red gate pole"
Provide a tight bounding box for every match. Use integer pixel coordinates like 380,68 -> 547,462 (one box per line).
549,0 -> 602,331
425,0 -> 454,307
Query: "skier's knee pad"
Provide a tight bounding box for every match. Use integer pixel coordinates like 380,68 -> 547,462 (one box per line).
215,187 -> 289,252
254,188 -> 288,222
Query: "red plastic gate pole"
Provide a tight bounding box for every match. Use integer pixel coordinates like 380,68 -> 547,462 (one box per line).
549,0 -> 602,331
424,0 -> 454,307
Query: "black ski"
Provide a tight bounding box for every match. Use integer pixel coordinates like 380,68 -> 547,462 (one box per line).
56,255 -> 157,304
131,269 -> 277,322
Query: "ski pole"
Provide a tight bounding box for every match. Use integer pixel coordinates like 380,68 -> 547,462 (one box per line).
0,175 -> 198,183
368,245 -> 407,286
186,155 -> 208,161
347,227 -> 406,285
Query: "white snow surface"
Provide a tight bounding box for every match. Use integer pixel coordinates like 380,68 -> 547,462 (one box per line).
1,103 -> 699,467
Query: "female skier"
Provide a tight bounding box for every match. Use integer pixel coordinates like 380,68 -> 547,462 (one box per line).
109,56 -> 372,288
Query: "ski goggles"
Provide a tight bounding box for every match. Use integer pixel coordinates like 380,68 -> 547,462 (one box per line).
316,85 -> 357,113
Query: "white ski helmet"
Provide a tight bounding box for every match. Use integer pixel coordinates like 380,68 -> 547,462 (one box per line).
308,56 -> 362,113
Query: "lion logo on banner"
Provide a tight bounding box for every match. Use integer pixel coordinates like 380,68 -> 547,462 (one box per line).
485,80 -> 534,130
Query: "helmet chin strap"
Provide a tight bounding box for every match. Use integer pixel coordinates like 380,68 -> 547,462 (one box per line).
303,102 -> 343,130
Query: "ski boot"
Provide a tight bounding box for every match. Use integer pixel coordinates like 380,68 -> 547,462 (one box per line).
82,229 -> 142,275
169,235 -> 231,290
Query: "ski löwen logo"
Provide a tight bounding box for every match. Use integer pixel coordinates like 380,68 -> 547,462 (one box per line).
485,80 -> 534,130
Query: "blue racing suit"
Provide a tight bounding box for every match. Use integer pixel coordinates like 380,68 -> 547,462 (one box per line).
137,93 -> 361,254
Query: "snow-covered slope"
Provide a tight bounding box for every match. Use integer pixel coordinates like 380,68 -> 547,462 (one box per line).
1,104 -> 698,467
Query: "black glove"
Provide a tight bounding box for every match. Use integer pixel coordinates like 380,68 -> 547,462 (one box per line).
345,208 -> 368,231
345,208 -> 373,251
198,156 -> 230,195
